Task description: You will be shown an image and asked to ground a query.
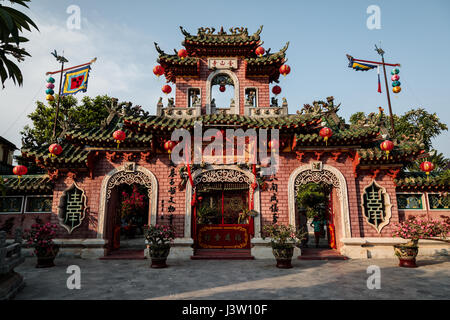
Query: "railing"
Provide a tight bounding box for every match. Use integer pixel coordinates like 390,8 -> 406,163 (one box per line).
0,229 -> 25,275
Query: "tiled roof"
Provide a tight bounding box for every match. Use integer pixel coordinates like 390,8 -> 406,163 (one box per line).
2,174 -> 53,194
124,113 -> 323,131
395,172 -> 449,191
66,115 -> 153,147
295,126 -> 380,146
22,143 -> 89,168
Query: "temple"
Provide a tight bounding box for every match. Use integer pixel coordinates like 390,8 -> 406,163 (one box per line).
1,26 -> 449,259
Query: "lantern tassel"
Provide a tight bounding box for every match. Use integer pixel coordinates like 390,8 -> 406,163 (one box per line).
324,137 -> 328,146
426,171 -> 430,181
386,151 -> 389,159
116,140 -> 120,149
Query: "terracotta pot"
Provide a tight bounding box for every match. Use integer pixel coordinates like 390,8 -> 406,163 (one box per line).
150,243 -> 171,268
394,242 -> 419,268
35,246 -> 59,268
272,245 -> 294,269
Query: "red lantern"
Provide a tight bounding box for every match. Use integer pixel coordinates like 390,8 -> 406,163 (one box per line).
164,140 -> 176,160
319,127 -> 333,145
380,140 -> 394,158
13,165 -> 27,183
420,161 -> 434,180
48,143 -> 63,157
219,85 -> 226,92
272,85 -> 281,95
153,65 -> 165,77
177,49 -> 188,60
255,46 -> 265,57
162,85 -> 172,94
279,64 -> 291,76
197,196 -> 203,202
113,130 -> 126,148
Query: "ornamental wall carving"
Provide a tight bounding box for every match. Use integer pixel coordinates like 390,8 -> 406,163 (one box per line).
194,169 -> 251,186
106,170 -> 153,200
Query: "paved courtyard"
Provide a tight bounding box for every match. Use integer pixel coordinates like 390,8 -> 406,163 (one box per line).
13,256 -> 450,300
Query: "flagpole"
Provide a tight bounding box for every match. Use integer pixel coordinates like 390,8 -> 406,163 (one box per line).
52,59 -> 65,140
375,46 -> 396,137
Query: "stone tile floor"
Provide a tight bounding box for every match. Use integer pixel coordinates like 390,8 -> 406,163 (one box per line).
13,256 -> 450,300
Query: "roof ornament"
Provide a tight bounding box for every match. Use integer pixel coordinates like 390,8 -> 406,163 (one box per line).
154,42 -> 165,55
229,27 -> 248,35
253,25 -> 263,37
218,26 -> 226,35
197,27 -> 215,35
280,41 -> 290,54
179,26 -> 190,37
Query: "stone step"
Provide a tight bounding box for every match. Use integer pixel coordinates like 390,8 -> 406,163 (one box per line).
298,248 -> 348,260
191,249 -> 254,260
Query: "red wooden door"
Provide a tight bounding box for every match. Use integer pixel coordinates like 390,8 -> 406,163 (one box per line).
195,189 -> 250,249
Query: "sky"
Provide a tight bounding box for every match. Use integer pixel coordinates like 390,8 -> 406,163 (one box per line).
0,0 -> 449,160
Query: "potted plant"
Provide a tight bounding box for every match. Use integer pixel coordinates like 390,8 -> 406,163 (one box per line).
197,205 -> 218,224
25,222 -> 59,268
238,209 -> 258,224
392,216 -> 449,268
143,224 -> 175,268
262,224 -> 307,269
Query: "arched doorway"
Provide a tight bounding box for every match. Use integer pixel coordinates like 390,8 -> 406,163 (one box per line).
97,163 -> 158,254
288,163 -> 351,252
205,70 -> 240,114
185,166 -> 261,256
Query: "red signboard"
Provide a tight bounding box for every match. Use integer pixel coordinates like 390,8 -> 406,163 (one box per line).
197,224 -> 250,249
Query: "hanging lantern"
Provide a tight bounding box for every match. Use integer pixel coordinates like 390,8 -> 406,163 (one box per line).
391,74 -> 400,82
162,84 -> 172,94
177,49 -> 188,60
392,81 -> 401,87
219,85 -> 226,92
380,140 -> 394,158
393,86 -> 401,93
46,83 -> 55,89
153,65 -> 165,77
164,140 -> 176,160
319,127 -> 333,145
197,196 -> 203,202
113,130 -> 126,148
268,139 -> 279,152
46,77 -> 55,83
391,68 -> 400,75
46,94 -> 55,101
272,85 -> 281,95
13,165 -> 27,183
48,143 -> 63,157
279,64 -> 291,76
255,46 -> 265,57
46,89 -> 54,95
420,161 -> 434,180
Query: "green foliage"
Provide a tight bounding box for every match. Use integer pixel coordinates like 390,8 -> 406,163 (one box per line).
21,95 -> 112,148
0,0 -> 39,87
296,183 -> 328,219
392,109 -> 447,151
197,205 -> 219,224
438,170 -> 450,185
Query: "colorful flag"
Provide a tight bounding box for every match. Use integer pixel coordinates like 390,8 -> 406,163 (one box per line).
60,65 -> 91,96
347,54 -> 377,71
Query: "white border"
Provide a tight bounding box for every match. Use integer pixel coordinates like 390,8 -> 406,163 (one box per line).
0,195 -> 24,214
24,195 -> 53,214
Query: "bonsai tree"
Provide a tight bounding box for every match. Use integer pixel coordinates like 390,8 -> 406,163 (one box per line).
392,216 -> 450,246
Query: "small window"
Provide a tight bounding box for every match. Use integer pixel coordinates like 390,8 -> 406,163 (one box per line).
245,88 -> 257,107
0,196 -> 23,213
188,88 -> 201,108
361,181 -> 391,233
25,196 -> 52,213
397,194 -> 423,210
58,183 -> 87,233
428,193 -> 450,210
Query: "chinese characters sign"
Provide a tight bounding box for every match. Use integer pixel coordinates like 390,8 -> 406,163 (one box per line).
207,58 -> 238,70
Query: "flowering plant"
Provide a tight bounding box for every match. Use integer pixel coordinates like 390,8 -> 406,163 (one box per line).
392,216 -> 450,245
121,186 -> 145,219
24,222 -> 58,256
262,224 -> 307,249
143,224 -> 175,246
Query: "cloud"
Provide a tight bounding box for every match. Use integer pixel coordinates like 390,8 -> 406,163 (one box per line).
0,11 -> 165,154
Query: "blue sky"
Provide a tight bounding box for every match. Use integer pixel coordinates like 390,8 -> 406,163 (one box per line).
1,0 -> 449,157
